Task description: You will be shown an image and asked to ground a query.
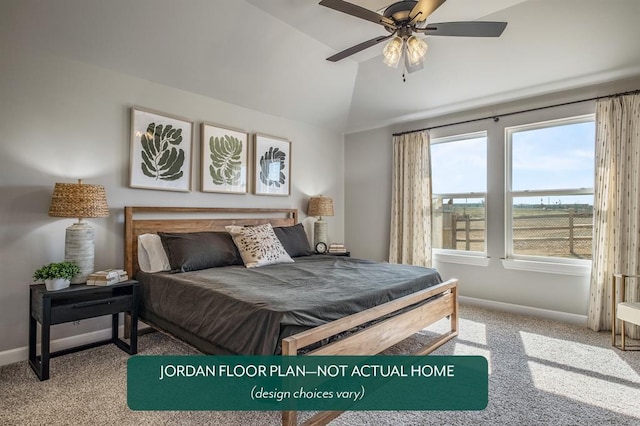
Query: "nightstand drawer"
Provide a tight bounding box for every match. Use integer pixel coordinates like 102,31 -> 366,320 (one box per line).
50,295 -> 133,324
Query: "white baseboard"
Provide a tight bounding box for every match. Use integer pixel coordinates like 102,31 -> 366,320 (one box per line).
1,318 -> 153,368
459,295 -> 588,326
0,327 -> 117,367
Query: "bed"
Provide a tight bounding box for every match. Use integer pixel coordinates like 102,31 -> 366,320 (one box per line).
124,206 -> 458,426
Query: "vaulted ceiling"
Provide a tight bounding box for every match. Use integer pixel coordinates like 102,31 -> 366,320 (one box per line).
3,0 -> 640,134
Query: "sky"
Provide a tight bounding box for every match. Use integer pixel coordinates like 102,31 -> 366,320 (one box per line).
431,120 -> 595,205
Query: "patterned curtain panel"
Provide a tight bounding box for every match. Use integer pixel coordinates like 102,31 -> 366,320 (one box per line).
388,131 -> 432,267
588,93 -> 640,338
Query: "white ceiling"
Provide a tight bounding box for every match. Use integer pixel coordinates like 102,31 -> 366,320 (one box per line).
3,0 -> 640,134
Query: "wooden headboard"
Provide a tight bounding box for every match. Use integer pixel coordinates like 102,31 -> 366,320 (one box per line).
124,206 -> 298,278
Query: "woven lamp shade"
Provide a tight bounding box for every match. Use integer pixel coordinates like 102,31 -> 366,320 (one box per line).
307,196 -> 334,218
49,179 -> 109,219
48,179 -> 109,284
308,196 -> 334,246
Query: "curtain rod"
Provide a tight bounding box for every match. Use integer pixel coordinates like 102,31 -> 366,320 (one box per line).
392,88 -> 640,137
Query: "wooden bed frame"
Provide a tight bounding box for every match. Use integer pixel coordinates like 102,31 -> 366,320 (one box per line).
124,206 -> 459,426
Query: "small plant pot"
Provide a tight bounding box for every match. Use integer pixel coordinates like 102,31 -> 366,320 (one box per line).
44,278 -> 71,291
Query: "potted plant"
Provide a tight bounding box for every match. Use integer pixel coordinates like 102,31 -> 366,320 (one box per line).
33,261 -> 81,291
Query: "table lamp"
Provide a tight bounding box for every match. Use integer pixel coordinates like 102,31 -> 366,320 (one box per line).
48,179 -> 109,283
307,196 -> 334,246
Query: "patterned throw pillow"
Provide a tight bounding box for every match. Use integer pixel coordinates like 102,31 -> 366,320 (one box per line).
226,223 -> 294,268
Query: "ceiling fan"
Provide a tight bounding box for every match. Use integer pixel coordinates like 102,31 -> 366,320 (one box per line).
319,0 -> 507,72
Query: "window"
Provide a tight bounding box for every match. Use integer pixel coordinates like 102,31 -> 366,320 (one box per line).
506,115 -> 595,261
431,132 -> 487,254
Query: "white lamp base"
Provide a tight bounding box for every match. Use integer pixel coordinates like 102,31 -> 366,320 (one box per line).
64,221 -> 95,284
314,218 -> 328,246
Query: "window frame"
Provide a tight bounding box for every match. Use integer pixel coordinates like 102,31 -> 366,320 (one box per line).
504,114 -> 595,266
431,131 -> 488,259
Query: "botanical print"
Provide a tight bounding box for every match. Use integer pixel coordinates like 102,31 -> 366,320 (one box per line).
259,146 -> 286,188
140,123 -> 185,181
254,134 -> 291,196
210,135 -> 242,185
201,123 -> 247,193
130,107 -> 193,192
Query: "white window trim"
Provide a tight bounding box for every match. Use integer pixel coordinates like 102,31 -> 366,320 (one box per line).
431,130 -> 487,146
504,114 -> 595,264
434,250 -> 490,267
501,258 -> 591,276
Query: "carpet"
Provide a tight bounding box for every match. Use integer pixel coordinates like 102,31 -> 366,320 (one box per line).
1,304 -> 639,425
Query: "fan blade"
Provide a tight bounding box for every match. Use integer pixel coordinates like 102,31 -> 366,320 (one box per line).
409,0 -> 446,23
420,21 -> 508,37
319,0 -> 396,28
326,34 -> 394,62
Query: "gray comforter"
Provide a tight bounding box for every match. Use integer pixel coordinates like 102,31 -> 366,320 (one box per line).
137,255 -> 442,355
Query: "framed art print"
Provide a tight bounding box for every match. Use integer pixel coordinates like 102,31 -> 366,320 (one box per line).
253,133 -> 291,196
130,106 -> 193,192
201,122 -> 248,194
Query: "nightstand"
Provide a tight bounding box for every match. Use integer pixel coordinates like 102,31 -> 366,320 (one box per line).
327,252 -> 350,257
29,280 -> 138,381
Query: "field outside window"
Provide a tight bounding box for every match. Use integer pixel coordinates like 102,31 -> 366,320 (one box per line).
433,196 -> 485,252
506,116 -> 595,261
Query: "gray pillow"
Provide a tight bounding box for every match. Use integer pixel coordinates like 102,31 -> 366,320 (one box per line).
158,231 -> 242,272
273,223 -> 312,257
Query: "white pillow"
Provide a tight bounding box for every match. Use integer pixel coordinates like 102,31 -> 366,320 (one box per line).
226,223 -> 294,268
137,233 -> 171,273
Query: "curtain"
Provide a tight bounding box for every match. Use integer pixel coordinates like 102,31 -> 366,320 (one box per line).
588,93 -> 640,338
388,131 -> 432,267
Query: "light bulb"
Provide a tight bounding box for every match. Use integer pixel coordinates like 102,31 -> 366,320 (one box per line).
383,36 -> 403,68
406,35 -> 428,66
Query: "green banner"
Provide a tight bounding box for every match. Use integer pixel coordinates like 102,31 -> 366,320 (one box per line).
127,355 -> 487,411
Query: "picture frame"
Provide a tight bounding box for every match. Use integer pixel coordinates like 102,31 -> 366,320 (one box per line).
129,106 -> 193,192
253,133 -> 291,196
201,122 -> 248,194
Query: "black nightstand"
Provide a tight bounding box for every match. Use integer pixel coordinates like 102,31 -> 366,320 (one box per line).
28,280 -> 139,381
326,252 -> 350,257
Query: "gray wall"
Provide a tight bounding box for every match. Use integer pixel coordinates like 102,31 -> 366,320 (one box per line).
0,42 -> 345,354
345,76 -> 640,317
345,127 -> 393,262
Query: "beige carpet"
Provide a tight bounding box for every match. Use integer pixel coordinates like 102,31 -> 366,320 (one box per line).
1,305 -> 640,426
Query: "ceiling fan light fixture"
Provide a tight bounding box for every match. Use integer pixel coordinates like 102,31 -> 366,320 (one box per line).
406,35 -> 428,66
382,36 -> 403,68
320,0 -> 507,76
404,51 -> 424,74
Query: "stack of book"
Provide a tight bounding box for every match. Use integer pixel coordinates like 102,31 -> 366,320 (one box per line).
328,243 -> 347,254
87,269 -> 129,286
